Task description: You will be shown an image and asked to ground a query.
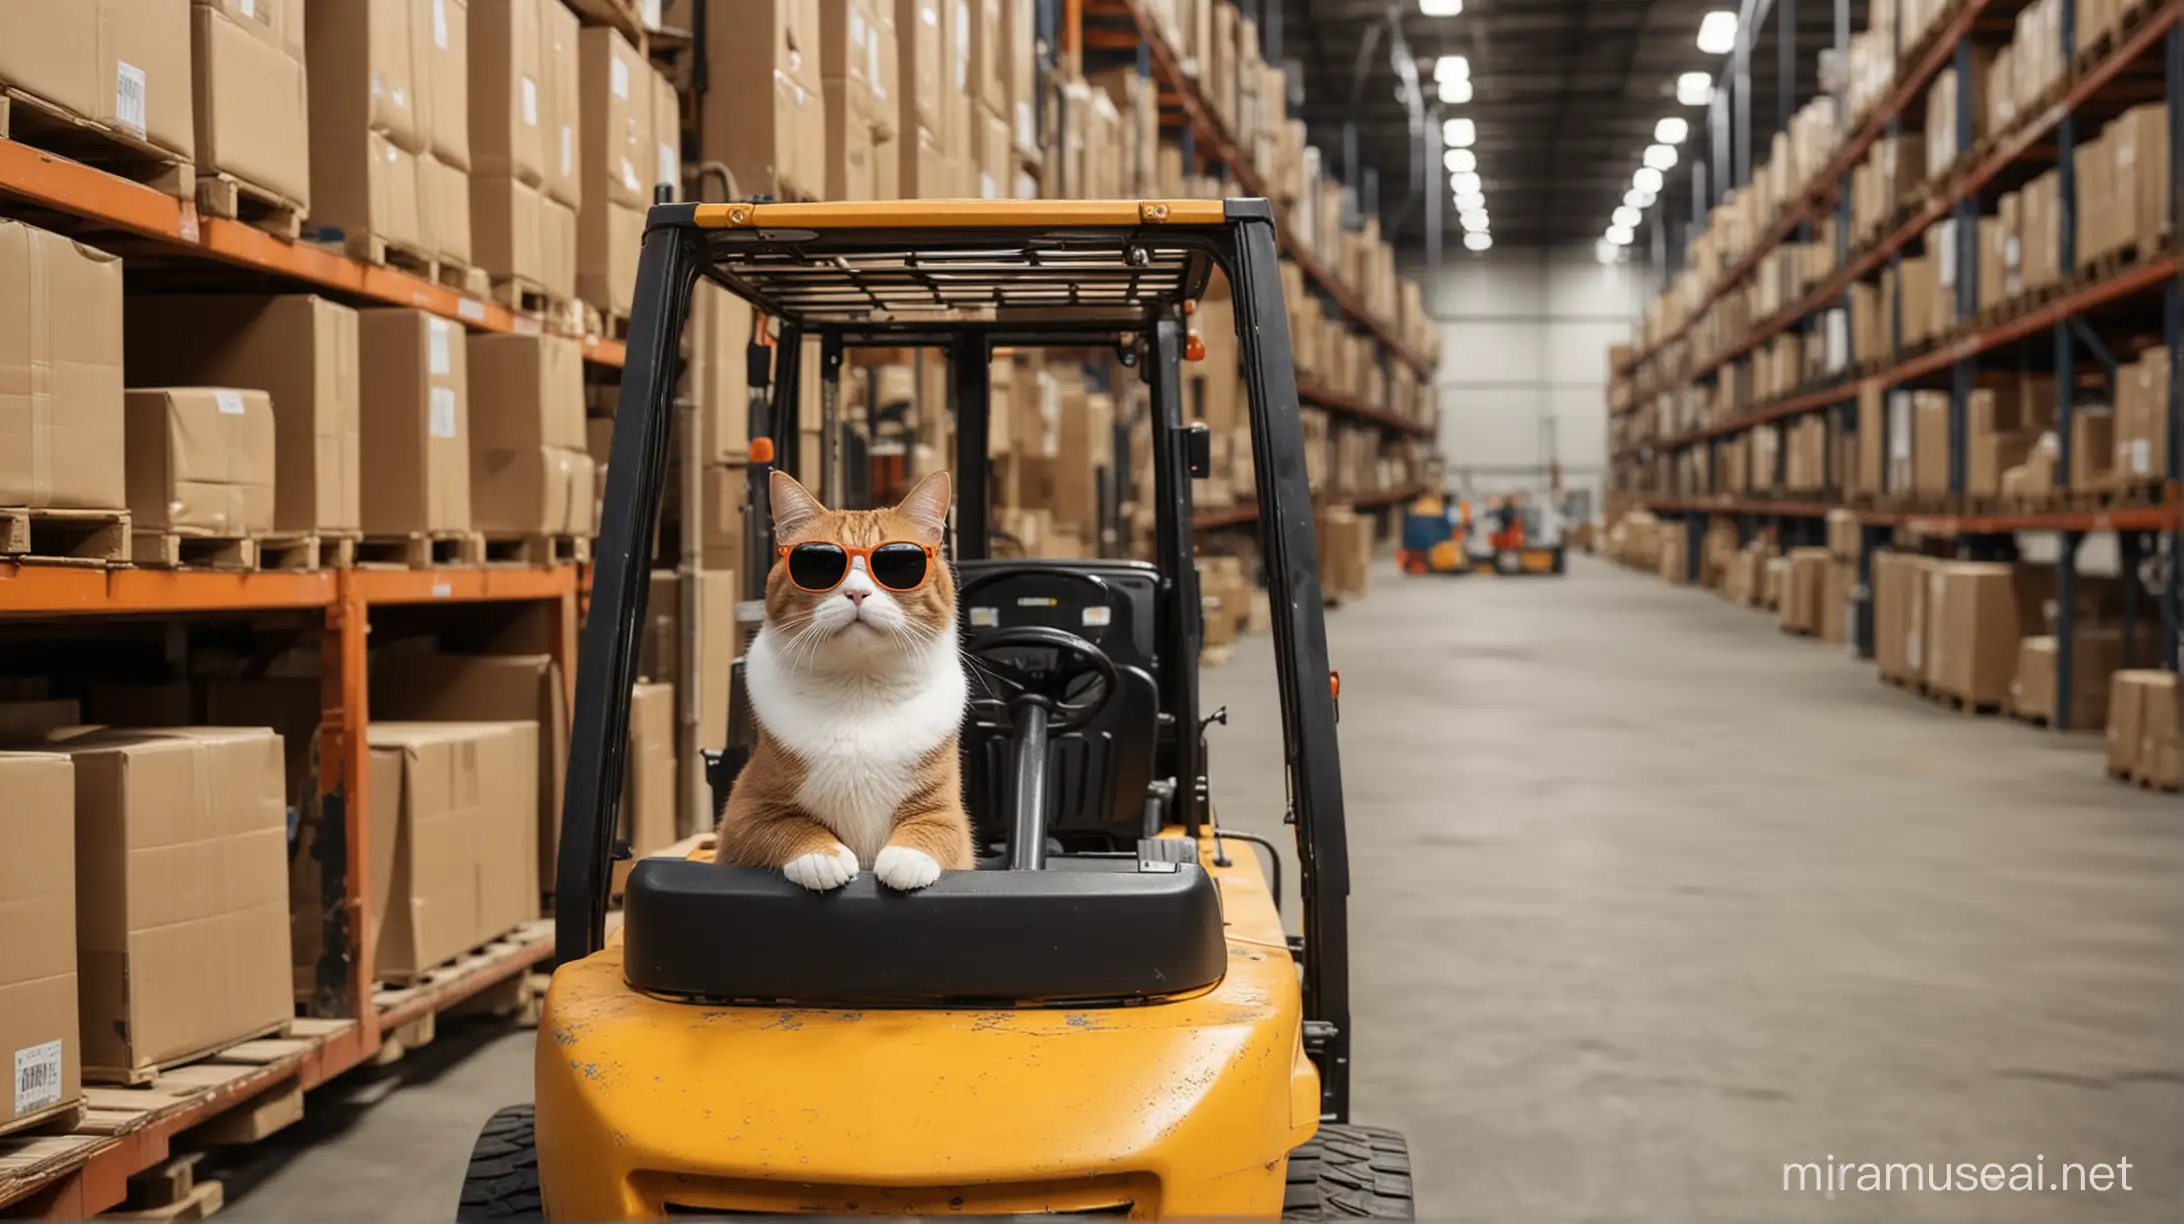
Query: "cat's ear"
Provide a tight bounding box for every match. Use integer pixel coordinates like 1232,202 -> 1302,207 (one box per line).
894,471 -> 953,542
770,470 -> 826,537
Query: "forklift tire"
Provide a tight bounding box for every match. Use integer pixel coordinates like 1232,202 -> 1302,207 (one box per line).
457,1105 -> 544,1222
1282,1124 -> 1416,1220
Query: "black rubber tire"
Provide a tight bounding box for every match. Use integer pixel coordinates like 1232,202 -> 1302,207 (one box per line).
457,1104 -> 544,1222
1282,1124 -> 1416,1220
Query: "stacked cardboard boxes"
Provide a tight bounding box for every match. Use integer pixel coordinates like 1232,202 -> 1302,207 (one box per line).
2107,670 -> 2182,788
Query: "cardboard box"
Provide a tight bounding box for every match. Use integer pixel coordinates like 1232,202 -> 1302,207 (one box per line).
122,388 -> 276,535
540,195 -> 578,300
468,334 -> 590,535
0,220 -> 126,510
2140,671 -> 2182,787
2106,670 -> 2169,778
1912,390 -> 1950,496
191,0 -> 312,208
0,0 -> 195,162
420,151 -> 472,265
472,171 -> 543,282
538,0 -> 583,207
622,682 -> 677,859
1926,562 -> 2049,707
123,295 -> 362,535
0,752 -> 79,1133
1821,559 -> 1855,644
359,310 -> 471,534
823,77 -> 879,199
470,0 -> 546,185
638,568 -> 742,761
1968,430 -> 2035,498
695,1 -> 822,202
2069,406 -> 2116,491
421,0 -> 471,170
694,282 -> 754,463
307,0 -> 434,252
2012,633 -> 2137,730
2116,345 -> 2170,483
1779,547 -> 1829,635
53,727 -> 289,1082
367,722 -> 538,980
371,654 -> 567,894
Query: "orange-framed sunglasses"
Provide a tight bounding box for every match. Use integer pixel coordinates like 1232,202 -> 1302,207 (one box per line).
775,540 -> 939,593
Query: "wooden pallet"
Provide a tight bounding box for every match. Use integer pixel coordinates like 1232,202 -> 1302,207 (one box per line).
1926,687 -> 2004,717
326,233 -> 488,298
581,301 -> 633,344
482,534 -> 591,566
354,531 -> 487,569
0,88 -> 194,199
112,1153 -> 222,1221
0,1019 -> 352,1216
0,1098 -> 87,1143
129,531 -> 258,572
2132,772 -> 2181,794
435,257 -> 492,300
0,507 -> 131,568
257,531 -> 359,571
194,173 -> 304,240
491,276 -> 583,331
85,1020 -> 293,1089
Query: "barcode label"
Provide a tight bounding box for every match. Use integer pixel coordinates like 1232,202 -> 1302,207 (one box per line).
433,0 -> 449,48
658,142 -> 676,190
457,297 -> 487,322
14,1041 -> 61,1115
428,318 -> 453,375
561,126 -> 574,176
522,77 -> 539,126
215,390 -> 247,416
429,387 -> 458,438
611,57 -> 629,100
642,0 -> 662,26
239,0 -> 255,16
869,40 -> 883,95
850,9 -> 866,46
115,62 -> 147,137
621,159 -> 640,193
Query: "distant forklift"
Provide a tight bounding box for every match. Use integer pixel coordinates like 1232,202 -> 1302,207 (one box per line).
1399,491 -> 1566,576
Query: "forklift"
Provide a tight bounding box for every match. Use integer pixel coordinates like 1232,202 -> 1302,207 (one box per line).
1400,490 -> 1567,576
457,199 -> 1413,1220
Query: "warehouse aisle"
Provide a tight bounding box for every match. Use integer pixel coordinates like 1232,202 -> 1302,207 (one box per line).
217,557 -> 2183,1221
1205,557 -> 2184,1221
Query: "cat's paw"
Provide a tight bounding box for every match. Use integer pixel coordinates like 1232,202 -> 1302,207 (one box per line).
782,844 -> 859,891
874,845 -> 941,891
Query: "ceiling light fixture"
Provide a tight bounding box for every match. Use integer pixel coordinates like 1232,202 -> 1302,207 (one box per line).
1633,166 -> 1665,192
1655,117 -> 1689,144
1596,239 -> 1622,264
1434,55 -> 1469,83
1442,117 -> 1475,147
1443,148 -> 1476,173
1451,171 -> 1481,194
1440,77 -> 1473,104
1643,143 -> 1678,170
1613,205 -> 1640,228
1625,187 -> 1656,208
1606,224 -> 1634,246
1460,210 -> 1489,231
1464,231 -> 1492,251
1454,188 -> 1486,211
1419,0 -> 1462,15
1677,72 -> 1714,105
1697,11 -> 1738,54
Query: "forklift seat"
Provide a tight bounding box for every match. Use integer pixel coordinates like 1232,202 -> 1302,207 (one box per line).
955,560 -> 1169,850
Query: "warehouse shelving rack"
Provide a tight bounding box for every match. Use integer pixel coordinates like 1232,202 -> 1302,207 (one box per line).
0,564 -> 578,1217
1063,0 -> 1441,536
0,104 -> 600,1216
1612,0 -> 2184,730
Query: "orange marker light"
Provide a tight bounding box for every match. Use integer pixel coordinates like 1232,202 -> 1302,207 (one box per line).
1329,671 -> 1341,700
1183,298 -> 1198,315
1185,333 -> 1205,362
748,437 -> 776,464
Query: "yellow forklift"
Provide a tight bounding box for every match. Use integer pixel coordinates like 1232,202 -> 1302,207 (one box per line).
457,199 -> 1412,1220
1400,490 -> 1567,576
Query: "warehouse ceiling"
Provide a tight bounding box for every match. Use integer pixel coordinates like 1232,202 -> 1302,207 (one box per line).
1275,0 -> 1867,249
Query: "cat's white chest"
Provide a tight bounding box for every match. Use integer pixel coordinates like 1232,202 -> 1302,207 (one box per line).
746,628 -> 964,865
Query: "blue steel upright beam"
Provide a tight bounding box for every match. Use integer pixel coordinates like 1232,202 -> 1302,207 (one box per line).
2167,21 -> 2183,669
1949,37 -> 1976,498
2058,531 -> 2083,731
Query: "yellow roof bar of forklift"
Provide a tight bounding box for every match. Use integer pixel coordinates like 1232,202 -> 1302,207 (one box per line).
690,199 -> 1229,229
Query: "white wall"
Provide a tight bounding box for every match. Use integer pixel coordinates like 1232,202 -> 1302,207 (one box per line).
1402,248 -> 1645,513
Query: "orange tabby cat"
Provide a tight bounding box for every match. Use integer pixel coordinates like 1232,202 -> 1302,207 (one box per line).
713,470 -> 973,891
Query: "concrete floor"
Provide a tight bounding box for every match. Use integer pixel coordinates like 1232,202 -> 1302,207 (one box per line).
212,557 -> 2184,1220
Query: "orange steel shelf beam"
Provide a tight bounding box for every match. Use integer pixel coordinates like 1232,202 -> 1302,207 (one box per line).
0,565 -> 335,614
1297,378 -> 1435,437
1194,485 -> 1427,530
346,564 -> 579,606
1651,3 -> 2180,388
0,140 -> 624,368
1636,497 -> 2180,533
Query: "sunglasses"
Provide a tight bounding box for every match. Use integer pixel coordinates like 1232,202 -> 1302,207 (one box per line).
776,541 -> 939,593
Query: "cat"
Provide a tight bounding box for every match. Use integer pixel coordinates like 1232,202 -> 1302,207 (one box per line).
713,469 -> 973,891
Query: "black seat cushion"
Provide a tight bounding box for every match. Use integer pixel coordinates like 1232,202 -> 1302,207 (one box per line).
622,858 -> 1226,1006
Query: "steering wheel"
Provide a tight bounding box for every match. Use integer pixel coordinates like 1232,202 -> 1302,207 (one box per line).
964,626 -> 1121,733
958,568 -> 1116,645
